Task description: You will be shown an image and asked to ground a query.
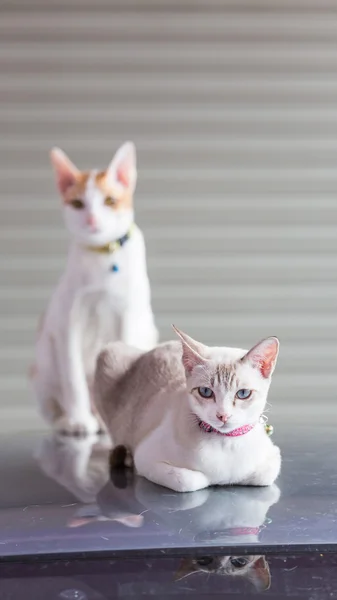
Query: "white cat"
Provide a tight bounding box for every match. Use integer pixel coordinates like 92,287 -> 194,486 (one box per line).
36,434 -> 277,592
95,327 -> 281,492
36,434 -> 145,529
135,478 -> 279,591
32,142 -> 158,435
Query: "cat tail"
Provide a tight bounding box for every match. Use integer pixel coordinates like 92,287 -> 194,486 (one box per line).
110,445 -> 134,474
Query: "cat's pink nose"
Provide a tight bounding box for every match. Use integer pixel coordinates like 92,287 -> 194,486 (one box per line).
217,413 -> 230,423
87,214 -> 97,228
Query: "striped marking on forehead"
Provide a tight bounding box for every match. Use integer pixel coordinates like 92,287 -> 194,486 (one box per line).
64,170 -> 107,201
211,364 -> 239,389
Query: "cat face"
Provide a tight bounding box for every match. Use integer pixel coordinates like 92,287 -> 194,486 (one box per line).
176,555 -> 270,591
173,327 -> 279,432
50,142 -> 136,246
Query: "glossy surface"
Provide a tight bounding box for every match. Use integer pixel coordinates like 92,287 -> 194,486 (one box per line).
1,416 -> 337,560
1,554 -> 337,599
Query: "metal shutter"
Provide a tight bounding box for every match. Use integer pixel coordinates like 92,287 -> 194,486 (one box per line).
1,0 -> 336,428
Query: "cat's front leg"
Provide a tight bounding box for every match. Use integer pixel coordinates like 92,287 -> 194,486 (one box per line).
54,326 -> 100,436
135,450 -> 209,492
135,477 -> 210,510
121,309 -> 158,351
242,444 -> 281,487
146,463 -> 209,493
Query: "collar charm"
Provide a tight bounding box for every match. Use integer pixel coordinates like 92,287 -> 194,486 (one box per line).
260,414 -> 274,436
264,423 -> 274,436
86,224 -> 135,255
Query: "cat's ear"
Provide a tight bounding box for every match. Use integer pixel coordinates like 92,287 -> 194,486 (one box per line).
50,147 -> 80,196
107,141 -> 137,193
247,556 -> 271,592
172,325 -> 209,374
241,337 -> 279,379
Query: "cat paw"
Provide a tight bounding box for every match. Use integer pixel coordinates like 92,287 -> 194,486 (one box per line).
162,466 -> 209,493
54,414 -> 100,436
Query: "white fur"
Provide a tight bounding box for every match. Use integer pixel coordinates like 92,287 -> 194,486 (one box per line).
135,409 -> 281,493
33,142 -> 158,435
96,332 -> 281,492
134,477 -> 280,546
36,434 -> 279,543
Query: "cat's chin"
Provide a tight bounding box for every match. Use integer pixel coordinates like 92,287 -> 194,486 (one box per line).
72,231 -> 122,247
199,418 -> 249,434
217,423 -> 238,434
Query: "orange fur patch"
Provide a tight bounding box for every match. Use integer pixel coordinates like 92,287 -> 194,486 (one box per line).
63,172 -> 90,204
63,170 -> 133,210
95,171 -> 133,210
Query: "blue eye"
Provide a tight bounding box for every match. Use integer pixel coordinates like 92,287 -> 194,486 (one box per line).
198,387 -> 214,399
236,389 -> 252,400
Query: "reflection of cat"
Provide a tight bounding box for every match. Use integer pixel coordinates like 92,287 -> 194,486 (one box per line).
133,479 -> 277,592
37,434 -> 111,504
37,433 -> 279,543
134,477 -> 280,545
36,434 -> 143,529
95,327 -> 280,492
36,436 -> 277,592
176,555 -> 270,592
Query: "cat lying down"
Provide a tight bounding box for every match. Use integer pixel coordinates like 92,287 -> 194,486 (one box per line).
38,433 -> 275,592
94,327 -> 281,492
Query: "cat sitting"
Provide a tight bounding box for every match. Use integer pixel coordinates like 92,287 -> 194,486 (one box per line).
95,327 -> 281,492
32,142 -> 158,436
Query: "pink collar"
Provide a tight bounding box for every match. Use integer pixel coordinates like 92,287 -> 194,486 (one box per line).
228,526 -> 260,536
198,420 -> 255,437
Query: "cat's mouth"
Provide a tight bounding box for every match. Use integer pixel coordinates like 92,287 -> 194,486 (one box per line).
87,225 -> 101,234
217,421 -> 233,430
198,417 -> 233,432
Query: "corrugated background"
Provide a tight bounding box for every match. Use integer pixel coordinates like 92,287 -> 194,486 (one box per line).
1,0 -> 336,429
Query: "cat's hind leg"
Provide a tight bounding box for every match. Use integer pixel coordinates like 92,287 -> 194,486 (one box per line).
33,333 -> 99,435
33,373 -> 62,425
51,328 -> 100,436
32,336 -> 62,426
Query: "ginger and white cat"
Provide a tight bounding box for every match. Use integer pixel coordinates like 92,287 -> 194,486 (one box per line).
32,142 -> 158,436
95,327 -> 281,492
